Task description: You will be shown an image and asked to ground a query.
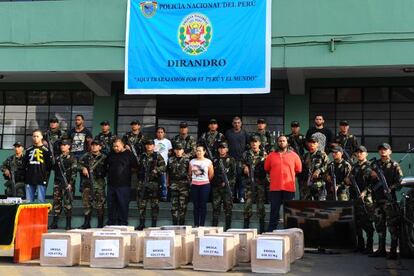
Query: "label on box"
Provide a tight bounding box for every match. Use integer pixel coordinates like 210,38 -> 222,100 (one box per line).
44,239 -> 68,258
149,230 -> 175,237
199,237 -> 224,256
256,239 -> 283,260
146,240 -> 171,258
94,239 -> 120,258
93,231 -> 120,236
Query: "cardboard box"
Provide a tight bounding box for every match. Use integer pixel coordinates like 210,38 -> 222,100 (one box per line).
193,235 -> 235,272
143,235 -> 182,269
143,227 -> 161,236
227,228 -> 258,238
262,232 -> 295,264
205,233 -> 239,267
40,233 -> 81,267
251,236 -> 290,274
225,230 -> 254,263
161,225 -> 192,236
199,226 -> 223,234
120,231 -> 145,263
67,229 -> 94,263
90,233 -> 131,268
273,228 -> 304,260
191,228 -> 205,237
104,225 -> 135,232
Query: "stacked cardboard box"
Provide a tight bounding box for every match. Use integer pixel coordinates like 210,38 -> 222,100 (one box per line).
251,235 -> 291,274
40,233 -> 81,267
90,232 -> 131,268
161,226 -> 195,265
67,229 -> 94,262
226,229 -> 255,263
143,230 -> 182,269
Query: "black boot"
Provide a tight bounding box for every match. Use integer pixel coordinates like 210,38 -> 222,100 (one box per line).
151,218 -> 157,228
244,218 -> 250,229
387,239 -> 398,260
179,217 -> 185,226
225,216 -> 232,231
80,214 -> 91,229
97,215 -> 104,228
369,235 -> 386,257
65,216 -> 72,230
363,235 -> 374,254
354,235 -> 365,253
136,219 -> 145,230
49,216 -> 59,229
212,217 -> 219,227
172,217 -> 179,225
259,219 -> 266,234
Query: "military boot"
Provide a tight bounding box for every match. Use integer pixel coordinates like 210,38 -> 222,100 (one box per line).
225,216 -> 232,231
244,218 -> 250,229
363,235 -> 374,254
49,216 -> 59,229
259,219 -> 266,234
136,219 -> 145,230
354,235 -> 365,253
369,235 -> 387,257
387,239 -> 398,260
65,216 -> 72,230
80,214 -> 91,229
97,215 -> 104,228
151,218 -> 157,228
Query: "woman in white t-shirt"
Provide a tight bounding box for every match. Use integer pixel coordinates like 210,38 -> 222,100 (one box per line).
189,145 -> 214,227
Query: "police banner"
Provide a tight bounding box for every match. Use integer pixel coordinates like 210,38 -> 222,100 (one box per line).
125,0 -> 271,95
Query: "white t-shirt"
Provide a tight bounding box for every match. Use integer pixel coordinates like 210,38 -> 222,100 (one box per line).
190,158 -> 212,185
154,138 -> 172,163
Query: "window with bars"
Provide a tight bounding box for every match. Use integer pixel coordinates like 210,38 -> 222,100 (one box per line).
309,87 -> 414,152
117,87 -> 285,140
0,90 -> 94,149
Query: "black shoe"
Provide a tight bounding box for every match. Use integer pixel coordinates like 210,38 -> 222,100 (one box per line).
244,218 -> 250,229
97,215 -> 104,228
151,219 -> 157,228
80,215 -> 91,229
65,216 -> 72,230
363,236 -> 374,254
225,216 -> 232,231
387,240 -> 399,260
136,219 -> 145,230
49,216 -> 59,229
354,235 -> 365,253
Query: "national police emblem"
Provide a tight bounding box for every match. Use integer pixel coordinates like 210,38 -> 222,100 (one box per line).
178,13 -> 213,56
140,1 -> 157,18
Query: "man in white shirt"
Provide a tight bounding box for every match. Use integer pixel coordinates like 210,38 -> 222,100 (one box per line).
154,127 -> 172,201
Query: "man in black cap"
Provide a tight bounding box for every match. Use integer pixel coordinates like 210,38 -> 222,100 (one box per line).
167,142 -> 191,225
287,121 -> 306,159
252,118 -> 276,154
94,121 -> 116,156
334,120 -> 359,162
136,139 -> 166,230
211,142 -> 237,230
369,143 -> 403,259
325,145 -> 352,201
43,117 -> 66,160
199,118 -> 225,158
306,114 -> 334,153
350,145 -> 375,254
49,139 -> 77,230
2,142 -> 26,197
78,140 -> 107,229
172,122 -> 197,159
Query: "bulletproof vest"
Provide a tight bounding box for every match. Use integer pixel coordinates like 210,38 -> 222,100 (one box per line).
168,156 -> 189,180
201,131 -> 222,154
97,132 -> 115,154
45,129 -> 64,155
6,155 -> 25,182
246,150 -> 266,178
254,131 -> 273,152
126,132 -> 145,155
330,160 -> 349,184
86,153 -> 106,178
213,156 -> 233,184
55,154 -> 75,183
352,160 -> 371,191
139,152 -> 159,181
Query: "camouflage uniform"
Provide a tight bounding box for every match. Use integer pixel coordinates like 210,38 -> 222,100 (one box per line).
79,153 -> 107,216
351,160 -> 375,252
335,133 -> 359,162
94,132 -> 116,156
137,151 -> 166,226
52,153 -> 77,217
167,155 -> 190,225
2,154 -> 25,197
212,155 -> 237,229
301,150 -> 329,200
287,133 -> 306,159
44,128 -> 65,157
199,131 -> 225,158
370,159 -> 402,256
325,159 -> 352,201
252,130 -> 276,153
172,134 -> 197,158
242,149 -> 267,228
122,131 -> 146,191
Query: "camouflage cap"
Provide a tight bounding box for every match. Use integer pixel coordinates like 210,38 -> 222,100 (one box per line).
144,139 -> 155,145
307,136 -> 318,143
13,142 -> 24,147
218,142 -> 228,148
130,120 -> 141,125
179,122 -> 188,128
91,140 -> 102,146
257,118 -> 266,124
331,145 -> 344,153
174,143 -> 184,150
60,139 -> 71,146
378,143 -> 391,150
339,120 -> 349,126
250,135 -> 261,143
291,121 -> 300,127
49,117 -> 59,123
209,118 -> 218,124
356,145 -> 368,152
100,120 -> 110,126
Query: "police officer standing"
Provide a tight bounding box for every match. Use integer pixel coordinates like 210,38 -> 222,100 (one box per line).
369,143 -> 403,259
49,139 -> 77,230
211,142 -> 237,230
2,142 -> 25,197
325,146 -> 352,201
199,119 -> 225,158
350,146 -> 375,254
79,140 -> 107,229
167,143 -> 191,225
172,122 -> 197,158
43,117 -> 65,158
335,120 -> 359,162
301,137 -> 329,200
136,139 -> 166,230
287,121 -> 306,158
94,121 -> 116,156
242,136 -> 267,233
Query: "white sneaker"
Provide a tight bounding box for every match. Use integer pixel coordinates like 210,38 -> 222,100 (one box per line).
240,198 -> 245,203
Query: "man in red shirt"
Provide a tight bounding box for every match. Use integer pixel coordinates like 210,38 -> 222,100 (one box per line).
264,135 -> 302,231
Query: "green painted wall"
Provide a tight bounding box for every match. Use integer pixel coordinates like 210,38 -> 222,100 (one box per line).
1,0 -> 414,71
284,93 -> 309,135
92,92 -> 117,137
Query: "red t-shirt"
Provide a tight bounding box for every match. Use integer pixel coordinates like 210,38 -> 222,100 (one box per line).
264,150 -> 302,192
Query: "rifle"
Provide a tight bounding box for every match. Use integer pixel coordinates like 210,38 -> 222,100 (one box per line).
127,140 -> 140,164
370,158 -> 395,203
9,157 -> 17,197
306,161 -> 314,187
56,155 -> 74,202
46,130 -> 56,165
249,159 -> 256,199
349,174 -> 368,215
330,163 -> 338,201
87,154 -> 105,202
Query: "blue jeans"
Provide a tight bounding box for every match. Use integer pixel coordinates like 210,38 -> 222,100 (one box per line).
25,184 -> 47,203
160,173 -> 168,199
191,184 -> 211,227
